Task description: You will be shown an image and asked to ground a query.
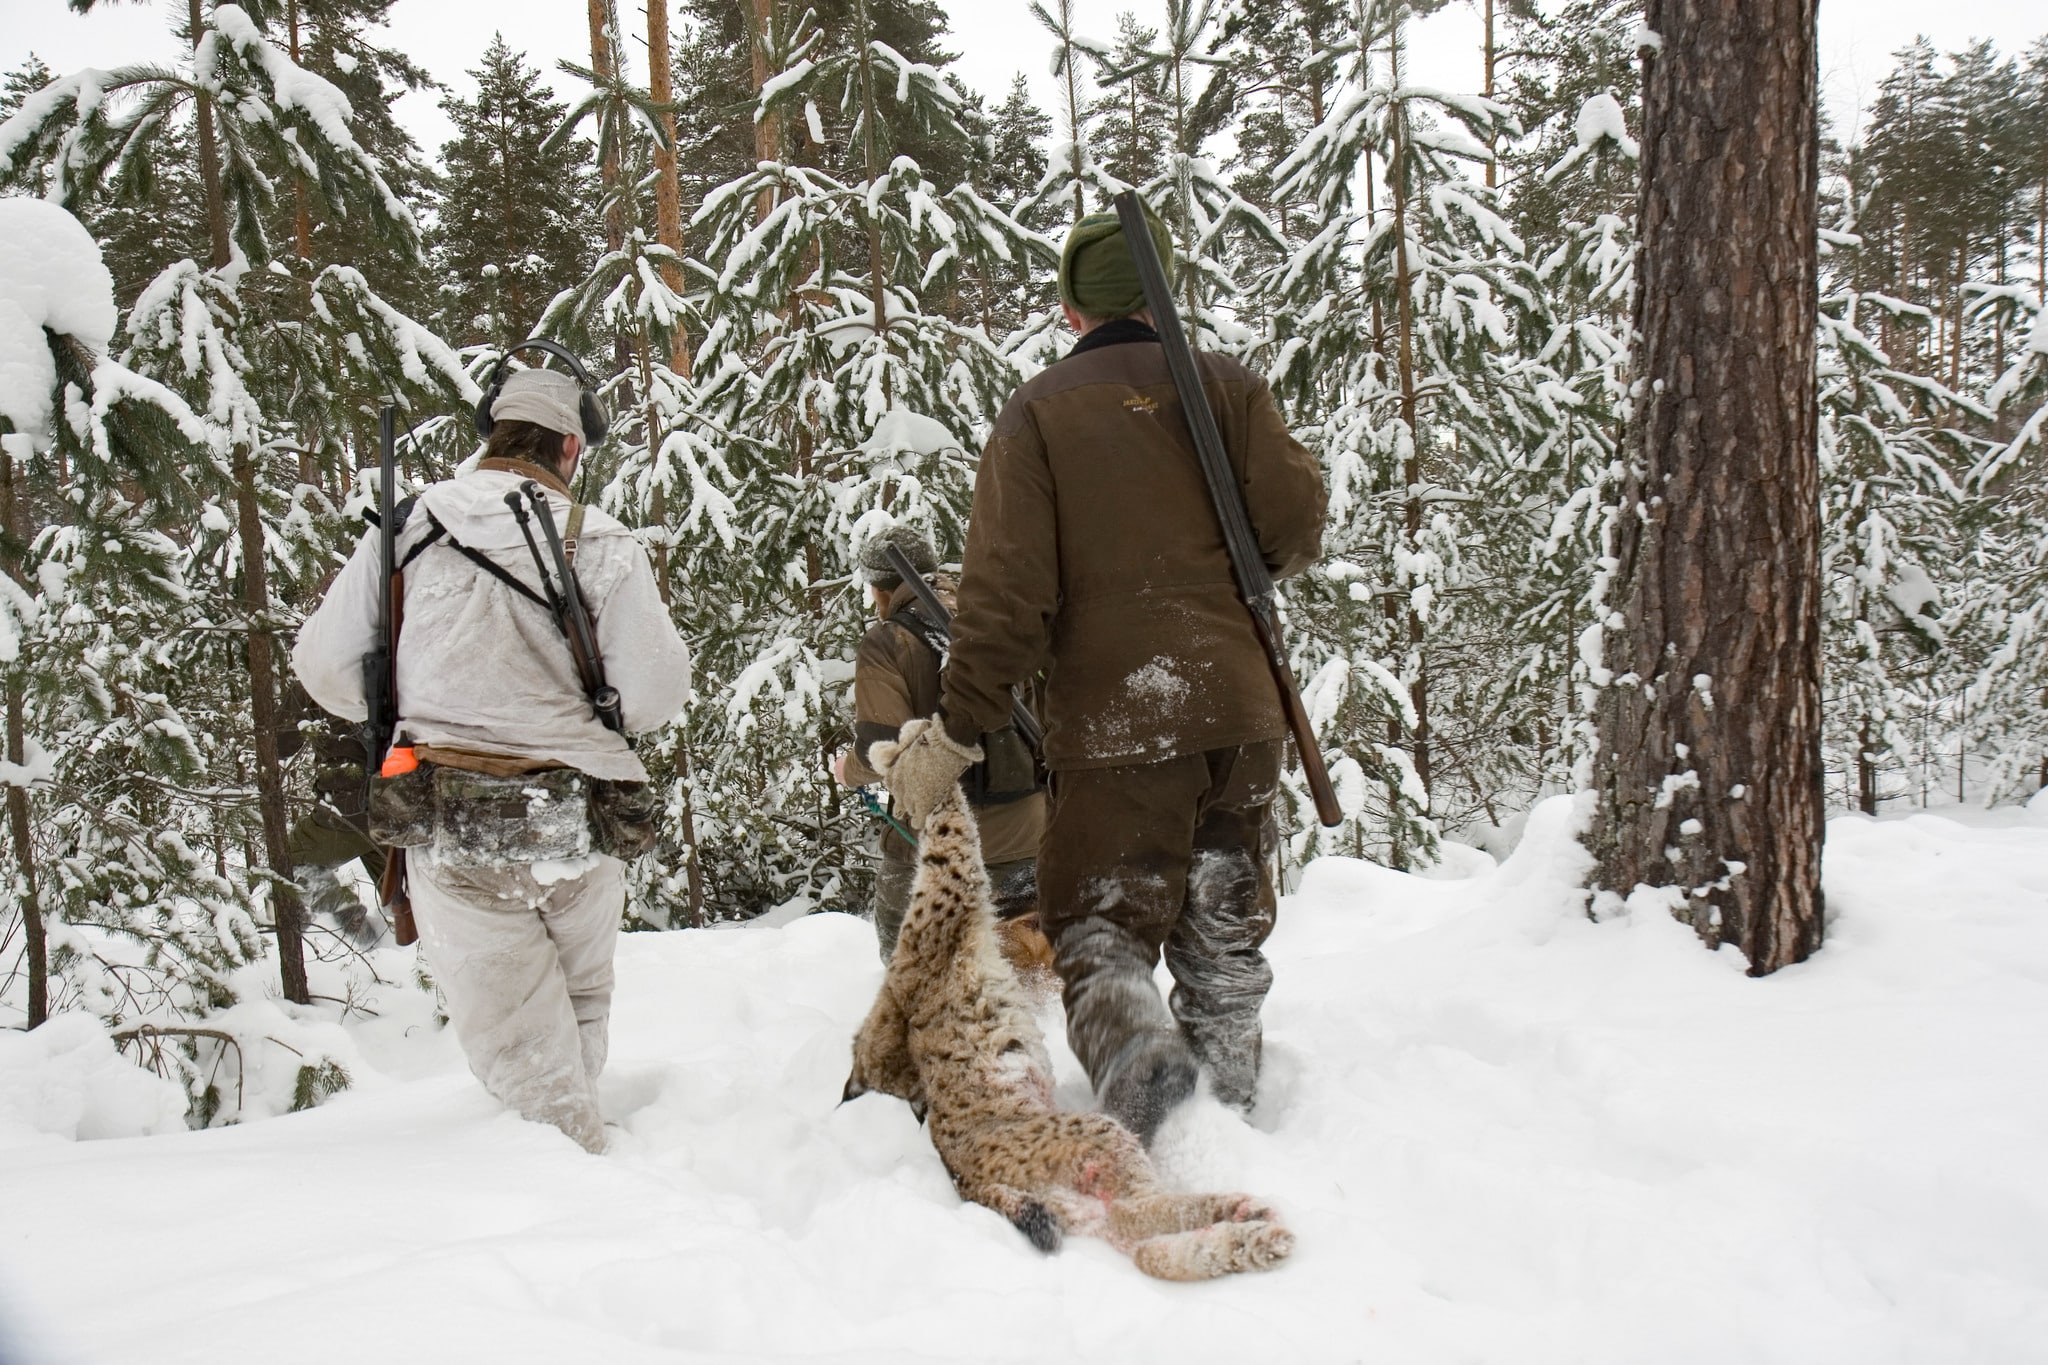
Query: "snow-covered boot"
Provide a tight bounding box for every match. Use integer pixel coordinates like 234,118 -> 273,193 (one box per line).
1167,846 -> 1276,1116
296,864 -> 385,951
1095,1028 -> 1199,1144
1057,915 -> 1198,1144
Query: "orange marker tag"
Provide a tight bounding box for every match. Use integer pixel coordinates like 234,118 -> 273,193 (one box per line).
380,745 -> 418,778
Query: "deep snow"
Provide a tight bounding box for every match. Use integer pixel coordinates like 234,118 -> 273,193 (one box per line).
3,795 -> 2046,1364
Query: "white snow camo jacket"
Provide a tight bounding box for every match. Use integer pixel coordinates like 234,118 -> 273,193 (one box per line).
294,466 -> 691,781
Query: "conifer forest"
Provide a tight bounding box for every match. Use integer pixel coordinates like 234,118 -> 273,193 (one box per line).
1,0 -> 2045,1116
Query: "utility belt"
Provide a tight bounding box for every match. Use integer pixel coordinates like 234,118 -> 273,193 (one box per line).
367,747 -> 658,868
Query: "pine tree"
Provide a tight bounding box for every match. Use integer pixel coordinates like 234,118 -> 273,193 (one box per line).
676,0 -> 1046,920
1499,0 -> 1640,266
959,75 -> 1054,336
1812,179 -> 1979,813
1967,191 -> 2048,801
541,0 -> 719,922
1219,0 -> 1348,254
431,36 -> 602,349
1585,0 -> 1825,975
1491,0 -> 1642,803
1121,0 -> 1285,334
1022,0 -> 1119,229
3,0 -> 474,1009
1089,12 -> 1172,191
1,198 -> 255,1036
1261,0 -> 1549,864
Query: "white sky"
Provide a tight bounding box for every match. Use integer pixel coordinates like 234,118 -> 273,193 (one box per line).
6,1 -> 2044,161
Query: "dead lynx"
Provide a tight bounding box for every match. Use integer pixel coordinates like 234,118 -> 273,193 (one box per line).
843,779 -> 1293,1282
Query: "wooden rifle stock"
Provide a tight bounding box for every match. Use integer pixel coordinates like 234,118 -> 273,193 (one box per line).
1112,191 -> 1343,828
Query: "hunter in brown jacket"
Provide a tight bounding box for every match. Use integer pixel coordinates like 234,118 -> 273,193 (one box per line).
832,524 -> 1046,962
880,209 -> 1327,1142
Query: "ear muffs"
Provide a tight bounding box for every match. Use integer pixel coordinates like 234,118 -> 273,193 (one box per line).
473,337 -> 611,447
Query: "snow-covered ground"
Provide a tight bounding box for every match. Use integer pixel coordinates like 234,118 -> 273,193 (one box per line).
4,795 -> 2046,1365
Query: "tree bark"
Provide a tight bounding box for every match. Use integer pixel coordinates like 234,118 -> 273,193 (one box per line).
1,450 -> 46,1028
748,0 -> 783,225
587,0 -> 633,379
1587,0 -> 1824,976
646,0 -> 691,378
191,0 -> 233,270
1483,0 -> 1497,190
1387,15 -> 1432,813
234,454 -> 311,1005
854,0 -> 891,396
288,0 -> 314,264
587,0 -> 624,260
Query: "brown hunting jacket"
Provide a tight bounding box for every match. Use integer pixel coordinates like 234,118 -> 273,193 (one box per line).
841,578 -> 1047,865
940,320 -> 1326,771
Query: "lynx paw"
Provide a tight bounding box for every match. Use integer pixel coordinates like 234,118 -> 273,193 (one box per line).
1233,1219 -> 1294,1270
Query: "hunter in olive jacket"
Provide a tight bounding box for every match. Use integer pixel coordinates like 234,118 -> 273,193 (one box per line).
939,321 -> 1327,770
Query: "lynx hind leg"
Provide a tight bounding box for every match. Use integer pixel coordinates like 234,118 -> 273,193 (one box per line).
956,1177 -> 1066,1253
1107,1192 -> 1277,1243
1130,1219 -> 1295,1282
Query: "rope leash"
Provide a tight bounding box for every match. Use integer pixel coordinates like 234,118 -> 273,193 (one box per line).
857,787 -> 917,846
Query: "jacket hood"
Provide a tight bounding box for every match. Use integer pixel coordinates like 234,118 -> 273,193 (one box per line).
417,466 -> 633,555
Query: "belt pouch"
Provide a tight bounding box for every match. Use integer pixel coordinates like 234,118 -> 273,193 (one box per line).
366,764 -> 437,847
589,779 -> 660,859
430,767 -> 592,868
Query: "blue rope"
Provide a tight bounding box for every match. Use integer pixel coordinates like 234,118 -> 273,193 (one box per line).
856,787 -> 917,845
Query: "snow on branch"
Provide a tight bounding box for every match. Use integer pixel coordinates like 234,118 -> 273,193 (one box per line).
1544,94 -> 1638,184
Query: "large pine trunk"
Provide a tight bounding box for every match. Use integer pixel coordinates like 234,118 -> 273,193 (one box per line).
1586,0 -> 1825,976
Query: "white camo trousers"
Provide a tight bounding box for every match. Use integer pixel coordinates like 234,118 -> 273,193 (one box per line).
410,850 -> 624,1153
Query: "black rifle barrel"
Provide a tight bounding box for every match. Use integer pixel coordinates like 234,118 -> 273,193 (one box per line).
521,481 -> 625,733
362,405 -> 398,767
881,542 -> 1045,752
1112,190 -> 1343,827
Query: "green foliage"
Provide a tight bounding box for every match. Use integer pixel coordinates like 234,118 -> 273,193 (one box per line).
289,1057 -> 350,1111
430,37 -> 601,348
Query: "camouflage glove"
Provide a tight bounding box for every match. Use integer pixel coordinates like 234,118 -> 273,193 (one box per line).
872,717 -> 982,832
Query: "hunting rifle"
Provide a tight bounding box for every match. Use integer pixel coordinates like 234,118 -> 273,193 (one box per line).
881,541 -> 1044,752
364,404 -> 419,944
1112,190 -> 1343,828
508,481 -> 625,734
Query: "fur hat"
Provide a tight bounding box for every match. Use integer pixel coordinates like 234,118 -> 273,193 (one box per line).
490,369 -> 584,438
859,521 -> 940,588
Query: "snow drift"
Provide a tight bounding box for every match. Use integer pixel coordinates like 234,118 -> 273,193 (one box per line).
1,798 -> 2044,1364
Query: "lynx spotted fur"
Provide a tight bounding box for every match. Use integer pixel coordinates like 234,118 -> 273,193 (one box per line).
844,774 -> 1293,1282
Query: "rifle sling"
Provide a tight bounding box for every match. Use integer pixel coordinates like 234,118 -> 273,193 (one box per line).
417,510 -> 557,619
889,603 -> 950,663
394,500 -> 613,729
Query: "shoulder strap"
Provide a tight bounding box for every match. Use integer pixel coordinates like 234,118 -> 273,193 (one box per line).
563,504 -> 586,568
420,510 -> 557,618
890,603 -> 950,662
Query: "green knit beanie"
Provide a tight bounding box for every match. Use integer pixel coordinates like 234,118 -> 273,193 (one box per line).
1058,204 -> 1175,319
